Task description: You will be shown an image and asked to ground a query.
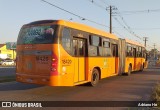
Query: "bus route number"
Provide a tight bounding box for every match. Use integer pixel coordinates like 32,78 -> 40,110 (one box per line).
62,59 -> 72,65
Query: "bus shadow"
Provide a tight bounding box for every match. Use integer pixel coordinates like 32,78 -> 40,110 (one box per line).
0,82 -> 43,91
131,71 -> 160,76
77,83 -> 93,87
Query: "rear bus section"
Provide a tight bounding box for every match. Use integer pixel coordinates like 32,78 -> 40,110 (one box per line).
118,38 -> 147,75
16,20 -> 63,86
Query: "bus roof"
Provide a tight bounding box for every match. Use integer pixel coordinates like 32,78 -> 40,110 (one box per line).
24,20 -> 144,46
125,38 -> 144,47
55,20 -> 118,40
26,20 -> 118,40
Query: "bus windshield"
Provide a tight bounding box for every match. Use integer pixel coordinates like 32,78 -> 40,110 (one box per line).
17,25 -> 55,45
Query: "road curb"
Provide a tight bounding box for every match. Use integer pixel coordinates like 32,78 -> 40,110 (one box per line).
0,81 -> 17,85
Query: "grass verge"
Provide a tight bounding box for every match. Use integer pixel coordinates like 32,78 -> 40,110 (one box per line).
151,82 -> 160,108
151,82 -> 160,101
0,76 -> 16,83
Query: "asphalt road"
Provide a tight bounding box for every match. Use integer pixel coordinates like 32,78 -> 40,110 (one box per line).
0,66 -> 160,110
0,68 -> 160,101
0,66 -> 15,77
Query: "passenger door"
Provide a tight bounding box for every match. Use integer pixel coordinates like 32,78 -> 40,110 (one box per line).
133,48 -> 136,70
112,44 -> 118,74
73,38 -> 86,83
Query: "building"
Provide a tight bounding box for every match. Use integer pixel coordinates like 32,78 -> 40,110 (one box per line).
0,44 -> 16,60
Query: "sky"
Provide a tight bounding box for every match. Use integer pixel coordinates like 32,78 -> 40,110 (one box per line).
1,0 -> 160,50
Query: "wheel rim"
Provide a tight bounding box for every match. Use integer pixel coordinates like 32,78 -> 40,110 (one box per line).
92,71 -> 99,86
93,73 -> 98,83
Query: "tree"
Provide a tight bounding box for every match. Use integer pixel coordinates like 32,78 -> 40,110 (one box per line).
148,49 -> 159,59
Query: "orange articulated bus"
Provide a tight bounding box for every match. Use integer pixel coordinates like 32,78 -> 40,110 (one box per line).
16,20 -> 147,86
118,39 -> 148,75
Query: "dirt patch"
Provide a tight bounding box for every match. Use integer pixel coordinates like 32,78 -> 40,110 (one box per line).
156,60 -> 160,67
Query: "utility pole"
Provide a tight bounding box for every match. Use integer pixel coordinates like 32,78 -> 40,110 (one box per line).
153,43 -> 156,59
109,6 -> 112,33
108,6 -> 117,33
143,37 -> 148,47
153,43 -> 156,49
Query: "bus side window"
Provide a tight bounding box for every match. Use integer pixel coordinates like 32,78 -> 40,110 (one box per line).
73,39 -> 78,56
126,45 -> 133,57
89,35 -> 101,56
129,46 -> 133,56
62,28 -> 71,54
78,40 -> 85,56
103,40 -> 111,57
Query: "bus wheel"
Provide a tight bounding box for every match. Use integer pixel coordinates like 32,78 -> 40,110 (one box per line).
127,65 -> 132,76
90,68 -> 99,87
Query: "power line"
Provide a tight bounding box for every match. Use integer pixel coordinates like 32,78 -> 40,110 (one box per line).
119,8 -> 160,15
115,10 -> 142,40
118,15 -> 131,29
87,0 -> 160,46
113,30 -> 125,38
42,0 -> 150,43
87,0 -> 106,10
126,27 -> 160,30
113,17 -> 142,40
112,27 -> 160,30
99,0 -> 110,7
41,0 -> 109,28
41,0 -> 82,18
87,0 -> 143,40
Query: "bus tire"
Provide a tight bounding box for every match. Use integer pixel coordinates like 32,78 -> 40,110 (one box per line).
127,65 -> 132,76
90,68 -> 99,87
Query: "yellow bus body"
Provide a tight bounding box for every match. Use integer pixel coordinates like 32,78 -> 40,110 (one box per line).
16,20 -> 147,86
124,39 -> 146,73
